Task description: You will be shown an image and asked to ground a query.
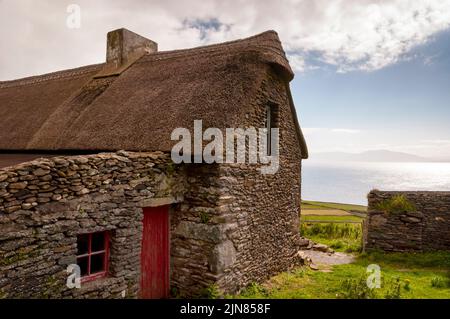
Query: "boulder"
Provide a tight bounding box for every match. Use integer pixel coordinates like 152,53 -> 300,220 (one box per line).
312,243 -> 329,252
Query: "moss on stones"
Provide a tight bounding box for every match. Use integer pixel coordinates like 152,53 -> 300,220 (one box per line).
374,195 -> 416,214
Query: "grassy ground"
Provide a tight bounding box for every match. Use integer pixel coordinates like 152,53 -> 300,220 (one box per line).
301,200 -> 365,253
301,222 -> 362,253
233,251 -> 450,299
232,200 -> 450,299
302,200 -> 367,213
302,209 -> 356,216
301,215 -> 363,222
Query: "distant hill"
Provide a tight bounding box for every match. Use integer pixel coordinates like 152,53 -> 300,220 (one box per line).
311,150 -> 432,162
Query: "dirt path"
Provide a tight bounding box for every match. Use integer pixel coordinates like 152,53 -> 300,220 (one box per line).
299,250 -> 355,271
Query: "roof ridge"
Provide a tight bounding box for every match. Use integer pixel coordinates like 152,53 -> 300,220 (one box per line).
0,30 -> 287,89
0,63 -> 103,89
163,30 -> 280,54
139,30 -> 284,61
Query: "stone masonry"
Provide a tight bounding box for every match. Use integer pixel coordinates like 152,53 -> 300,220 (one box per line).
364,190 -> 450,252
0,151 -> 186,298
169,66 -> 305,296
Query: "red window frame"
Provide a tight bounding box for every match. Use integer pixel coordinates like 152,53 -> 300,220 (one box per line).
76,231 -> 110,283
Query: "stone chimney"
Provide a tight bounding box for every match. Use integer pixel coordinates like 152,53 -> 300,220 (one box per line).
95,28 -> 158,78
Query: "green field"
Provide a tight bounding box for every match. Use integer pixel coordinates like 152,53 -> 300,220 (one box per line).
301,200 -> 365,252
301,222 -> 363,253
302,200 -> 367,213
232,200 -> 450,299
301,215 -> 363,223
233,251 -> 450,299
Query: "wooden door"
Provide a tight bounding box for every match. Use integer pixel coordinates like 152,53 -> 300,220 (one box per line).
141,205 -> 170,299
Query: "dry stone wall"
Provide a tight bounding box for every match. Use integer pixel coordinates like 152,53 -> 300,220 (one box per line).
364,191 -> 450,252
165,66 -> 305,296
170,163 -> 224,297
0,151 -> 186,298
214,67 -> 304,294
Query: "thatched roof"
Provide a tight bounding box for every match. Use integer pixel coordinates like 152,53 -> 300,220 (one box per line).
0,30 -> 308,159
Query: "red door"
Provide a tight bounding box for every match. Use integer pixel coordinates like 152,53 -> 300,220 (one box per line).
141,205 -> 170,299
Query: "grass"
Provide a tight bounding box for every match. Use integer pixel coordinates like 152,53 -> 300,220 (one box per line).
302,200 -> 367,213
232,200 -> 450,299
301,215 -> 363,223
233,251 -> 450,299
300,200 -> 365,252
374,194 -> 416,214
302,209 -> 354,216
301,222 -> 362,253
301,222 -> 362,240
232,199 -> 450,299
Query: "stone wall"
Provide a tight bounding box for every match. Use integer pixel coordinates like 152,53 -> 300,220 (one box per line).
165,66 -> 304,297
0,151 -> 186,298
215,67 -> 304,292
170,163 -> 224,296
364,191 -> 450,252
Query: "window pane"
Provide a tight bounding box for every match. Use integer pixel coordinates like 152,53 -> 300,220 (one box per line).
266,105 -> 272,156
90,253 -> 105,274
77,234 -> 89,255
77,256 -> 89,276
91,232 -> 106,252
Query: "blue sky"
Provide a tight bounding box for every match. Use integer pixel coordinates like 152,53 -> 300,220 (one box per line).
293,29 -> 450,159
1,0 -> 450,158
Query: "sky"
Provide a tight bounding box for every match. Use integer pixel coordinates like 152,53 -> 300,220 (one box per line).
1,0 -> 450,159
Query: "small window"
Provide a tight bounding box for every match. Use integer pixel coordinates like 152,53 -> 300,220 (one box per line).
266,103 -> 278,156
76,231 -> 109,282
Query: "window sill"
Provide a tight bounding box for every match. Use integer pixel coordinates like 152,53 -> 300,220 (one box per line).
81,272 -> 108,284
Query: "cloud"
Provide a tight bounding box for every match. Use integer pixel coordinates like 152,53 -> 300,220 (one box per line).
331,128 -> 361,134
181,17 -> 232,41
423,53 -> 440,66
287,54 -> 306,72
1,0 -> 450,79
420,139 -> 450,145
303,128 -> 361,134
302,127 -> 324,134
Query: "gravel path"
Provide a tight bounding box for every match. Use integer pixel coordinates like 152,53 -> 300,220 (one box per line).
299,250 -> 355,270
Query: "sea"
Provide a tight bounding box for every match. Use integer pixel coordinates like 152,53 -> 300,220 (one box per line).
302,160 -> 450,206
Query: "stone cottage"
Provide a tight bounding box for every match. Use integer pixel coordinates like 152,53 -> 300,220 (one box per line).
0,28 -> 308,298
